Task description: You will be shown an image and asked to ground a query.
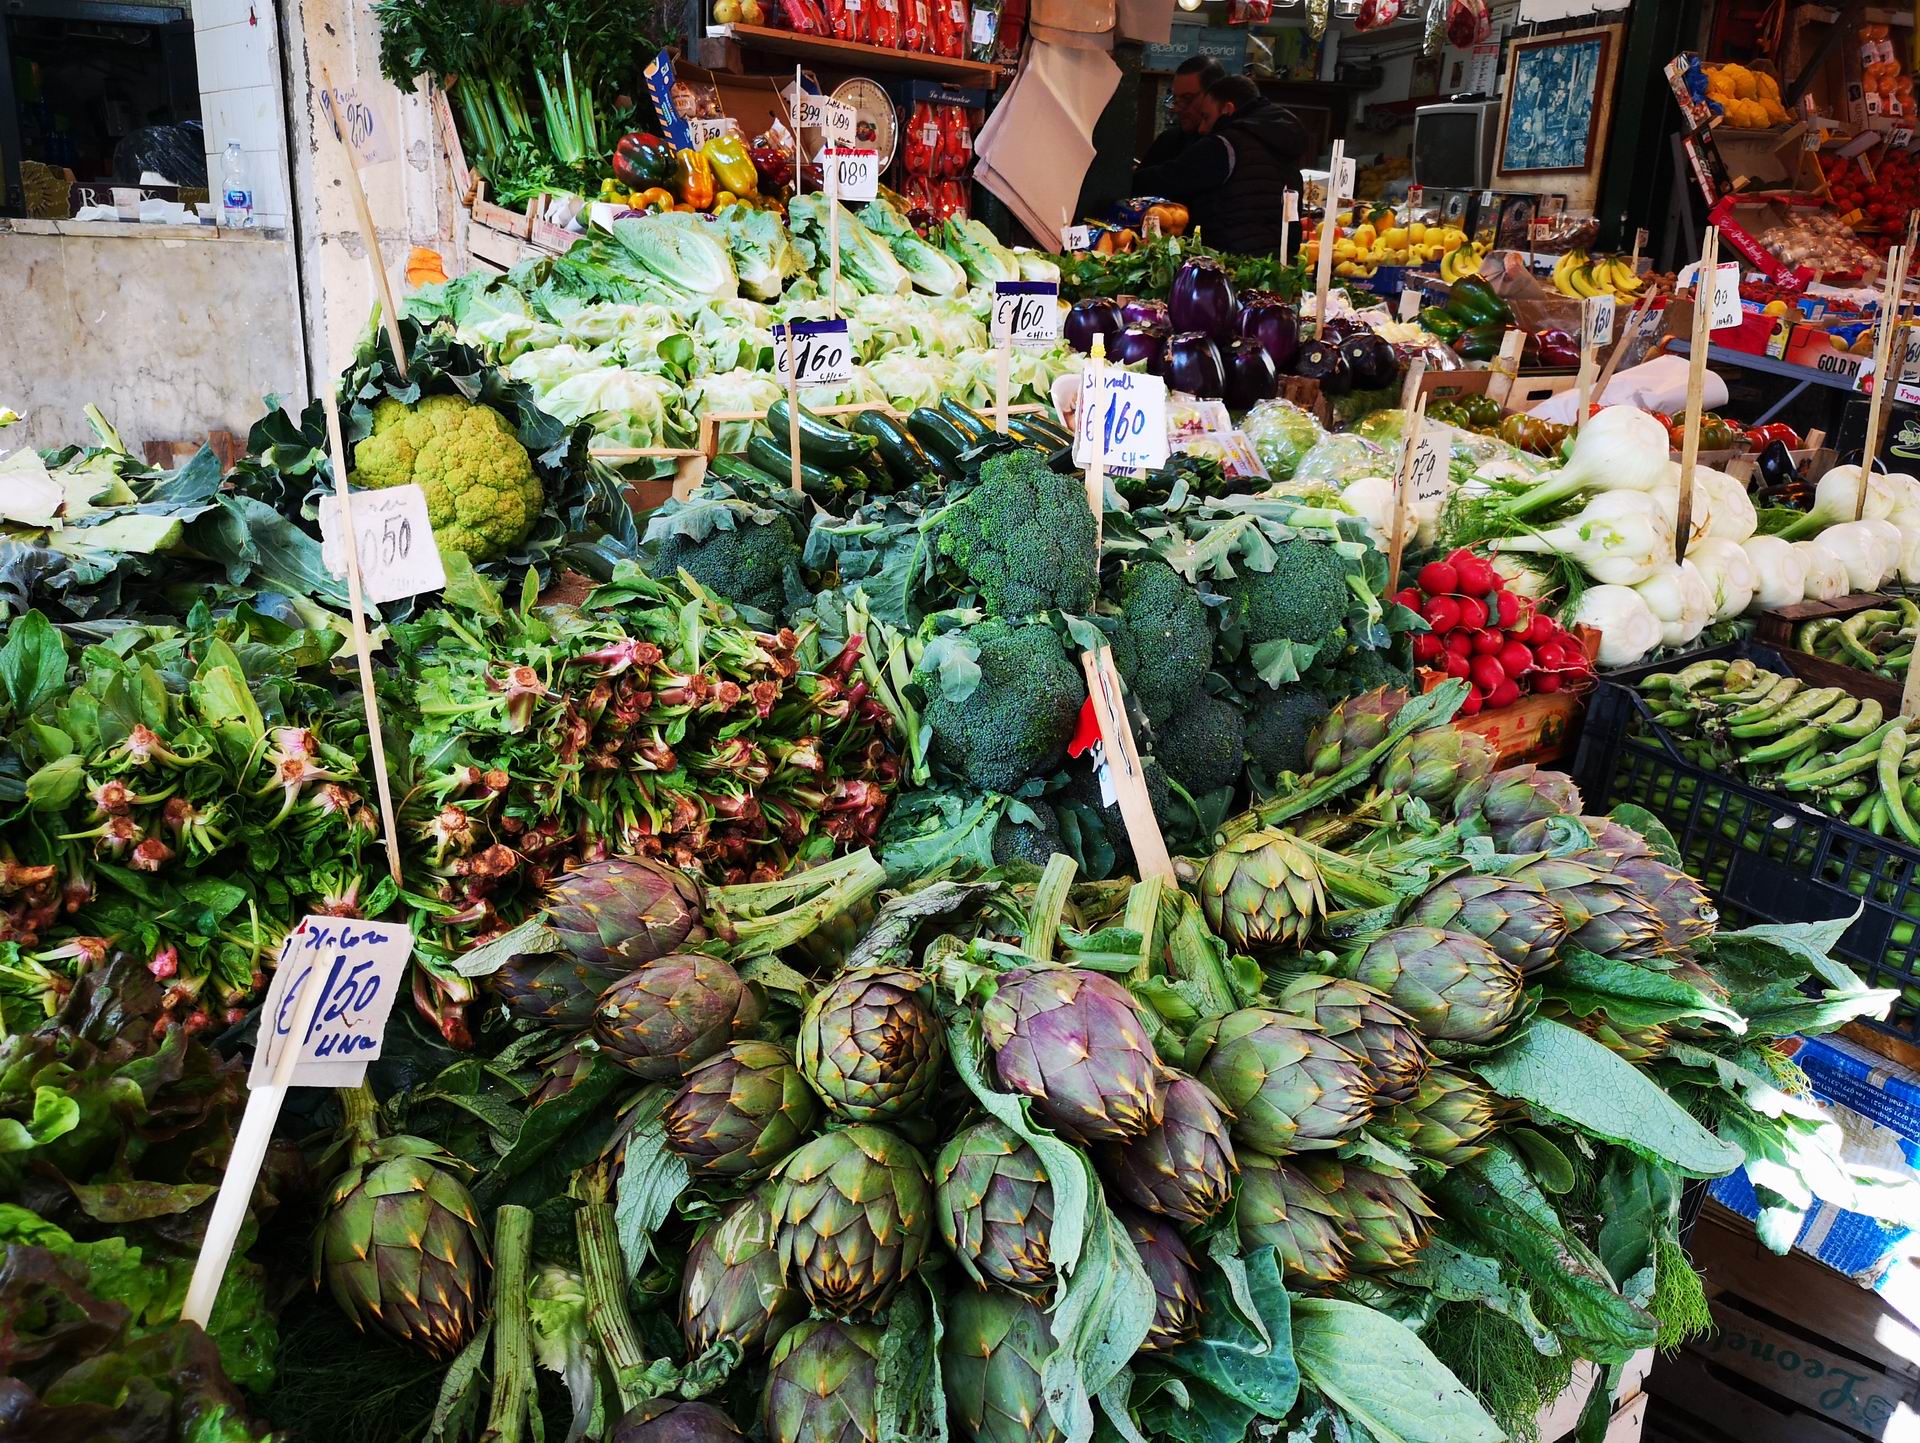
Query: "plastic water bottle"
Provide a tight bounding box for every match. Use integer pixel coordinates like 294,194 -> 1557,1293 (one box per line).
220,143 -> 254,228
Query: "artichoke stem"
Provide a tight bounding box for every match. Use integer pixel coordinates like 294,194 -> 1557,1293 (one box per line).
1164,892 -> 1240,1016
577,1198 -> 649,1410
1023,854 -> 1077,962
1123,874 -> 1165,983
337,1080 -> 380,1148
481,1205 -> 533,1443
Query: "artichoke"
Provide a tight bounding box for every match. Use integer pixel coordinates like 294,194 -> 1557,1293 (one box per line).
612,1400 -> 744,1443
1121,1207 -> 1203,1351
1453,765 -> 1583,846
488,951 -> 629,1030
593,954 -> 760,1080
1099,1074 -> 1238,1225
1613,852 -> 1718,949
763,1318 -> 883,1443
666,1042 -> 819,1178
1272,974 -> 1429,1104
1506,813 -> 1655,859
1541,999 -> 1671,1063
1383,1067 -> 1496,1161
943,1290 -> 1064,1443
1192,1007 -> 1373,1153
1300,1157 -> 1435,1272
1340,927 -> 1525,1044
772,1124 -> 932,1317
1377,727 -> 1498,807
1198,830 -> 1327,953
1404,872 -> 1570,977
681,1187 -> 806,1356
935,1120 -> 1056,1296
1235,1150 -> 1351,1288
1505,854 -> 1669,963
547,854 -> 708,967
1306,686 -> 1410,774
797,967 -> 944,1121
982,967 -> 1170,1143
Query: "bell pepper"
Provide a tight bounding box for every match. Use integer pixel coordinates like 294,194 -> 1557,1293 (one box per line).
671,147 -> 716,209
1747,421 -> 1802,451
1698,413 -> 1743,451
701,133 -> 758,198
613,132 -> 672,190
1456,322 -> 1507,363
1446,276 -> 1513,328
1534,328 -> 1581,368
1418,306 -> 1463,345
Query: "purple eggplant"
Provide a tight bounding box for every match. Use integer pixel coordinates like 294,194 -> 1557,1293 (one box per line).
1169,258 -> 1239,345
1163,330 -> 1227,398
1064,298 -> 1124,355
1223,339 -> 1279,411
1111,325 -> 1168,370
1237,299 -> 1299,374
1121,297 -> 1169,329
1292,338 -> 1350,396
1318,317 -> 1360,343
1339,332 -> 1399,391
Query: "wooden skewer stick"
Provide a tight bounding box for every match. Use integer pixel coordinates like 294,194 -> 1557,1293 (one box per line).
1311,141 -> 1344,339
1857,241 -> 1910,518
320,64 -> 407,379
1386,386 -> 1429,598
1592,293 -> 1654,406
1575,297 -> 1600,430
1675,230 -> 1719,564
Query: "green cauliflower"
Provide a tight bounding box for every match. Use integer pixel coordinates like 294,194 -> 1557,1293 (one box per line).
1332,645 -> 1414,700
352,393 -> 542,563
1110,560 -> 1212,727
932,448 -> 1098,619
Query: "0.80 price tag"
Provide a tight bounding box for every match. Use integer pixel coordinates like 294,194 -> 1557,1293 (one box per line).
991,280 -> 1060,349
319,483 -> 446,605
250,916 -> 412,1088
1074,368 -> 1169,472
823,147 -> 878,202
774,319 -> 853,386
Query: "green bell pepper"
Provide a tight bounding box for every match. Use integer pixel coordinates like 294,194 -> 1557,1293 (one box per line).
1455,322 -> 1507,363
1445,276 -> 1514,328
1418,306 -> 1463,344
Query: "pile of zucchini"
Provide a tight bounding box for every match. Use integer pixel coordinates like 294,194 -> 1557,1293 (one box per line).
711,397 -> 1073,505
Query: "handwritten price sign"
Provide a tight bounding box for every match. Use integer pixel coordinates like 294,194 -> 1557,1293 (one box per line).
1587,293 -> 1617,345
319,483 -> 447,605
991,280 -> 1060,349
821,100 -> 857,143
1062,224 -> 1096,252
249,917 -> 412,1088
688,117 -> 739,145
1410,432 -> 1448,507
1074,368 -> 1170,471
774,319 -> 854,386
319,86 -> 395,166
823,147 -> 879,202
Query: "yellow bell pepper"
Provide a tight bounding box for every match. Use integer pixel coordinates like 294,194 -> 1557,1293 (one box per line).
700,133 -> 758,198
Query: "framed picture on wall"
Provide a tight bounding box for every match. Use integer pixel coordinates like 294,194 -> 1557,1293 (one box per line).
1496,30 -> 1615,176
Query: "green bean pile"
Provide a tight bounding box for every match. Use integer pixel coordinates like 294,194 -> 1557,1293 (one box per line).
1794,600 -> 1919,681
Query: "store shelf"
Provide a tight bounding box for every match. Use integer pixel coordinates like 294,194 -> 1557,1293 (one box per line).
1666,336 -> 1864,390
709,24 -> 1000,87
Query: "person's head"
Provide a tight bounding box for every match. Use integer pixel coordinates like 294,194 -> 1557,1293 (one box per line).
1198,73 -> 1261,131
1171,56 -> 1227,133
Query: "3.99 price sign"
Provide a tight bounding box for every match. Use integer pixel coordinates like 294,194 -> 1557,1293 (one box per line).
822,147 -> 878,202
1074,368 -> 1170,471
774,319 -> 854,386
991,280 -> 1060,350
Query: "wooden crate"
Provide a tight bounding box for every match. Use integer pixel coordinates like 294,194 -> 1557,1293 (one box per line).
1453,689 -> 1582,766
1539,1351 -> 1653,1443
1750,594 -> 1907,712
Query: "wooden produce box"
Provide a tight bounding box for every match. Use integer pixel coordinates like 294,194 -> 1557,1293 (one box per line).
1751,594 -> 1909,712
1539,1352 -> 1651,1443
1454,690 -> 1583,767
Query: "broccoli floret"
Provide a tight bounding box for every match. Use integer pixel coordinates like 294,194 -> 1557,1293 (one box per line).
1219,538 -> 1350,648
644,483 -> 805,616
1110,560 -> 1213,727
1152,691 -> 1246,798
914,619 -> 1085,793
1245,686 -> 1331,780
932,448 -> 1098,618
1333,646 -> 1414,700
352,393 -> 543,563
992,799 -> 1067,867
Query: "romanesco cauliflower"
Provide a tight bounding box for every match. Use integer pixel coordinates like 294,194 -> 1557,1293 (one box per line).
352,393 -> 542,563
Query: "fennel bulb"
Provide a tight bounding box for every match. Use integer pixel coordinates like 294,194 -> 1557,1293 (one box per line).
1633,561 -> 1714,648
1492,490 -> 1675,587
1339,475 -> 1395,546
1779,465 -> 1896,538
1740,535 -> 1806,612
1819,520 -> 1895,591
1795,540 -> 1849,600
1502,406 -> 1672,518
1566,584 -> 1664,667
1686,537 -> 1757,622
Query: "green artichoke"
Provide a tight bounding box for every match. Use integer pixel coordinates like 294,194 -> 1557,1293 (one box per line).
546,854 -> 708,968
1383,1067 -> 1496,1161
1300,1157 -> 1435,1272
797,967 -> 944,1121
1506,813 -> 1654,859
488,951 -> 629,1030
1235,1150 -> 1351,1288
1504,854 -> 1669,964
612,1400 -> 744,1443
1272,974 -> 1429,1104
1340,927 -> 1524,1044
1099,1074 -> 1238,1225
772,1124 -> 932,1317
593,954 -> 761,1080
1377,727 -> 1498,807
1198,830 -> 1327,953
1121,1207 -> 1203,1351
982,967 -> 1170,1143
1306,686 -> 1410,774
1453,765 -> 1583,846
1541,999 -> 1670,1063
1192,1007 -> 1373,1153
665,1042 -> 819,1178
936,1119 -> 1056,1296
763,1318 -> 883,1443
1613,852 -> 1718,949
943,1290 -> 1064,1443
1404,872 -> 1570,977
680,1187 -> 806,1356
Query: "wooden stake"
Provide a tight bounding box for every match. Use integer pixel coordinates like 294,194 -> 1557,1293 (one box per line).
1280,189 -> 1297,268
1859,242 -> 1911,516
793,66 -> 805,198
784,336 -> 804,494
1081,340 -> 1107,551
994,343 -> 1012,434
320,65 -> 407,379
1592,293 -> 1653,406
1311,142 -> 1344,338
826,158 -> 841,318
1486,328 -> 1526,409
1387,390 -> 1428,597
1575,297 -> 1599,428
1675,231 -> 1718,564
1080,647 -> 1175,882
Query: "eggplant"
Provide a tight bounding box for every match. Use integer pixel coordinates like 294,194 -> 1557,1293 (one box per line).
1224,339 -> 1279,411
1169,257 -> 1239,344
1120,297 -> 1169,329
1163,330 -> 1227,398
1318,317 -> 1360,343
1237,299 -> 1300,374
1064,298 -> 1123,355
1293,338 -> 1351,396
1339,332 -> 1398,391
1111,325 -> 1169,370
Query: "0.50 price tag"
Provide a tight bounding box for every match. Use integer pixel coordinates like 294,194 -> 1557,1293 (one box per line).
774,319 -> 853,386
1074,368 -> 1170,471
319,483 -> 446,605
249,916 -> 412,1089
823,147 -> 878,202
991,280 -> 1060,349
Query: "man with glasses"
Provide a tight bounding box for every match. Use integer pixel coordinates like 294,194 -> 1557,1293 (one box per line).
1133,73 -> 1305,256
1136,55 -> 1227,180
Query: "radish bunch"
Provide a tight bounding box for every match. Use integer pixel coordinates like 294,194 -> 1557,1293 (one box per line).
1394,548 -> 1595,717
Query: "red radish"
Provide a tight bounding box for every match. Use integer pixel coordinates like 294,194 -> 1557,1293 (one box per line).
1446,547 -> 1479,568
1488,678 -> 1521,708
1455,596 -> 1489,631
1494,591 -> 1520,629
1498,641 -> 1534,676
1444,631 -> 1474,658
1454,554 -> 1496,596
1534,672 -> 1564,693
1418,560 -> 1459,595
1525,614 -> 1557,646
1444,651 -> 1471,679
1395,588 -> 1422,611
1413,632 -> 1444,663
1469,655 -> 1506,692
1471,629 -> 1503,656
1424,595 -> 1462,632
1458,687 -> 1484,717
1534,639 -> 1569,669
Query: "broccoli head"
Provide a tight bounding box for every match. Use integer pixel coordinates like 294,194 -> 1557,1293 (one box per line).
992,799 -> 1067,868
1245,686 -> 1331,781
1152,690 -> 1246,799
353,393 -> 543,563
1332,645 -> 1414,700
1110,560 -> 1213,727
1062,753 -> 1174,878
933,448 -> 1098,618
1219,537 -> 1350,648
914,619 -> 1084,794
644,483 -> 805,617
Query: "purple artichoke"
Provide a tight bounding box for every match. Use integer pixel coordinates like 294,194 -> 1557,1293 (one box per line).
1098,1074 -> 1238,1225
981,968 -> 1170,1143
1120,1207 -> 1203,1351
593,954 -> 761,1080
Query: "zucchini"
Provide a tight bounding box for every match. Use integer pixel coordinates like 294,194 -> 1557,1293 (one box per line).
746,432 -> 844,499
710,453 -> 783,488
1006,414 -> 1071,450
938,396 -> 995,442
766,399 -> 876,467
908,407 -> 972,468
850,409 -> 938,487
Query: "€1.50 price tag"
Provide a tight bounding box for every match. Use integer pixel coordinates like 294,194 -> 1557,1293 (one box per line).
991,280 -> 1060,349
823,147 -> 879,202
250,916 -> 412,1088
1074,368 -> 1170,472
1409,431 -> 1448,508
774,319 -> 853,387
1587,292 -> 1617,346
319,483 -> 447,605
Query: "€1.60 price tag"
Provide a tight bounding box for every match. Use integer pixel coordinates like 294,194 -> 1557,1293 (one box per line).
319,483 -> 447,605
1409,431 -> 1448,507
823,147 -> 879,202
1074,368 -> 1170,472
1587,292 -> 1617,346
992,280 -> 1060,349
774,319 -> 853,387
250,916 -> 412,1088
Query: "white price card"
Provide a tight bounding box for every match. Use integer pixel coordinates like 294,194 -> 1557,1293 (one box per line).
1587,292 -> 1617,345
971,7 -> 996,45
319,483 -> 447,605
1410,431 -> 1448,507
823,146 -> 879,201
1283,191 -> 1300,223
992,280 -> 1061,349
319,86 -> 396,165
1398,288 -> 1421,321
1062,224 -> 1096,252
1897,127 -> 1916,149
249,916 -> 411,1088
1074,367 -> 1170,471
774,319 -> 854,386
1710,261 -> 1743,331
1336,157 -> 1357,198
822,99 -> 858,143
792,90 -> 827,128
687,117 -> 738,145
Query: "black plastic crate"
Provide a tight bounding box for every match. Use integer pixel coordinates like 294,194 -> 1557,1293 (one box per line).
1573,644 -> 1920,1036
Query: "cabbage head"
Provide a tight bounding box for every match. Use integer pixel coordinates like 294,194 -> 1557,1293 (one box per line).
1243,398 -> 1326,481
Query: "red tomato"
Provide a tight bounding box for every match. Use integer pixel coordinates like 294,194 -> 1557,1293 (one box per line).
1418,561 -> 1459,596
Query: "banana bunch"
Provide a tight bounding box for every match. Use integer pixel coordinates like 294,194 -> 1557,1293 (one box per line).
1438,244 -> 1487,284
1550,251 -> 1644,300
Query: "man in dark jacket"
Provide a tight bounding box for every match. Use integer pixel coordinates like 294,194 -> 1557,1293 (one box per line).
1133,74 -> 1307,257
1135,56 -> 1226,178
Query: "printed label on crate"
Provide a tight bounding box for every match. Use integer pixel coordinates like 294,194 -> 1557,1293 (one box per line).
1074,368 -> 1170,471
1409,431 -> 1447,507
991,280 -> 1061,349
249,917 -> 411,1088
823,147 -> 879,201
687,117 -> 739,145
1062,223 -> 1097,252
1587,293 -> 1616,345
774,319 -> 853,386
319,484 -> 447,605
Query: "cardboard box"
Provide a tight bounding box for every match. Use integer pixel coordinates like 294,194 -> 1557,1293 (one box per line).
1783,323 -> 1876,385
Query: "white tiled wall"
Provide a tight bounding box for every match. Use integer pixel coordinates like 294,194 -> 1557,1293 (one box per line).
192,0 -> 290,225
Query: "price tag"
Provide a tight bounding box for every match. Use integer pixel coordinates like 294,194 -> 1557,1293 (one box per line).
1398,288 -> 1421,321
1479,189 -> 1495,210
1335,157 -> 1357,198
1635,227 -> 1650,254
1074,367 -> 1170,471
249,916 -> 411,1088
793,90 -> 827,129
823,146 -> 879,201
1407,184 -> 1424,208
822,100 -> 858,144
1410,431 -> 1448,507
1587,292 -> 1616,345
1092,742 -> 1117,806
971,7 -> 996,45
1709,261 -> 1742,331
319,483 -> 447,605
992,279 -> 1061,349
687,117 -> 738,145
1803,124 -> 1824,151
1283,191 -> 1299,222
1897,127 -> 1915,149
1062,223 -> 1096,251
774,318 -> 854,386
